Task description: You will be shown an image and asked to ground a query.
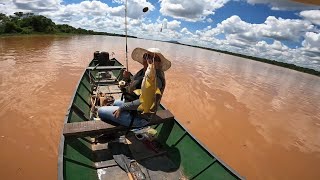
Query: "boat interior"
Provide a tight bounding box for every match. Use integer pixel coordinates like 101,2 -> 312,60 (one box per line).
60,52 -> 242,180
87,66 -> 185,179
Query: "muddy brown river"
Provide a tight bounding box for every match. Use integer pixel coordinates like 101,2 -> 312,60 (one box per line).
0,35 -> 319,180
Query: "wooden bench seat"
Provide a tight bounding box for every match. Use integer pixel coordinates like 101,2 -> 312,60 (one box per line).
86,66 -> 125,70
94,79 -> 118,84
63,110 -> 174,137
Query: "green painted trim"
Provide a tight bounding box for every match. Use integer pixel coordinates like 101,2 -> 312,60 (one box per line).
76,90 -> 90,106
190,159 -> 217,179
71,104 -> 89,121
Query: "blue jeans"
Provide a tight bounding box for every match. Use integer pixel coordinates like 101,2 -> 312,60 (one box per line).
98,99 -> 149,127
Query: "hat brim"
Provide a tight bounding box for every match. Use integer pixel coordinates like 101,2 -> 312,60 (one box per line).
131,48 -> 171,71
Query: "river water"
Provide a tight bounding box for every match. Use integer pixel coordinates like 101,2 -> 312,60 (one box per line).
0,35 -> 319,180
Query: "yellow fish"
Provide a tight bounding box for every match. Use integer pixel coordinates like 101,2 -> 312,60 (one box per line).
134,60 -> 161,114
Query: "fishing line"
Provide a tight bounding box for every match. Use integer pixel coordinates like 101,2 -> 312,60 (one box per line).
124,1 -> 149,73
125,0 -> 128,72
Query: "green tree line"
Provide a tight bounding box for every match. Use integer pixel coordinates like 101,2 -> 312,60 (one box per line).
0,12 -> 136,37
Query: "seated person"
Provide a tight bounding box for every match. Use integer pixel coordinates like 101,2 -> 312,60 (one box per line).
98,47 -> 171,127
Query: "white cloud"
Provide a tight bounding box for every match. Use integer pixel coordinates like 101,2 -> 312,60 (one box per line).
206,18 -> 213,23
303,32 -> 320,49
129,19 -> 142,27
13,0 -> 62,12
138,18 -> 182,40
127,0 -> 155,19
178,14 -> 320,70
259,16 -> 313,41
108,5 -> 124,16
255,40 -> 289,53
195,27 -> 221,41
301,32 -> 320,59
209,15 -> 314,43
180,27 -> 188,33
225,34 -> 252,48
166,19 -> 181,30
180,27 -> 193,36
218,15 -> 252,34
159,0 -> 229,22
246,0 -> 319,10
300,10 -> 320,25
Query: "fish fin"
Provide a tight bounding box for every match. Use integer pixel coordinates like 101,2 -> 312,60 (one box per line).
146,80 -> 151,88
139,95 -> 144,103
155,88 -> 161,95
134,89 -> 142,95
150,102 -> 156,110
137,104 -> 144,111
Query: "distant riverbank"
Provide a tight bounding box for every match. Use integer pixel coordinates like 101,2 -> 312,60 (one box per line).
165,41 -> 320,77
0,32 -> 136,38
0,12 -> 136,38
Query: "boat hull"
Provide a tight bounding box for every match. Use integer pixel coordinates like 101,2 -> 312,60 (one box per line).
58,54 -> 244,180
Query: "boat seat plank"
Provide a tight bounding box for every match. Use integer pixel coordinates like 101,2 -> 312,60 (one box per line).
87,66 -> 125,70
94,79 -> 117,84
63,110 -> 174,137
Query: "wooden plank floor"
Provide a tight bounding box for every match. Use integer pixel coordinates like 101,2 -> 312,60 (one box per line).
93,134 -> 185,180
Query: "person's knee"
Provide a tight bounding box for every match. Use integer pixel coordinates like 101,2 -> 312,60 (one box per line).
97,106 -> 107,114
98,106 -> 119,116
113,99 -> 124,106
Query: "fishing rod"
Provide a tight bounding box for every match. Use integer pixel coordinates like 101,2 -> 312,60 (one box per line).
125,0 -> 128,72
124,0 -> 149,72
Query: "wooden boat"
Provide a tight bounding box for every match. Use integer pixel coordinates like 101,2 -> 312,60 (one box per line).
58,51 -> 244,180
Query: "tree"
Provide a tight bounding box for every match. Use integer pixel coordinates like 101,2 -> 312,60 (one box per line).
4,21 -> 21,33
14,12 -> 24,18
29,15 -> 55,32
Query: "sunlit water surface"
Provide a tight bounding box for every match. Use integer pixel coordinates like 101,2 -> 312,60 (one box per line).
0,35 -> 319,180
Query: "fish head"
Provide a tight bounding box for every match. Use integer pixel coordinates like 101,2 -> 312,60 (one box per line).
146,60 -> 156,81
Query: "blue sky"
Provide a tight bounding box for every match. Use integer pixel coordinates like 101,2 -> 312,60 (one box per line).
1,0 -> 320,70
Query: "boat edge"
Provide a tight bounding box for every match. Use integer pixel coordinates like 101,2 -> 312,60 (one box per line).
160,104 -> 246,180
57,67 -> 89,180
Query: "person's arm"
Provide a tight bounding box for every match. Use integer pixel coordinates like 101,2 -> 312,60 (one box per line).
119,99 -> 141,111
113,99 -> 141,118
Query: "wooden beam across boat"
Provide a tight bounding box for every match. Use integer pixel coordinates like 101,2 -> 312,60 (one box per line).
86,66 -> 126,70
63,110 -> 174,137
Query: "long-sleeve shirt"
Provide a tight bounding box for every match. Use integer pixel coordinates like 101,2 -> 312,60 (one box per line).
119,69 -> 164,111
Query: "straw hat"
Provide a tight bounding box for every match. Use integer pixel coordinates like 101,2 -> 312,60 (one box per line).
131,48 -> 171,71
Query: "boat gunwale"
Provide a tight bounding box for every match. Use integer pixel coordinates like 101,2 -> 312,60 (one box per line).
58,58 -> 245,180
160,103 -> 245,180
57,65 -> 89,180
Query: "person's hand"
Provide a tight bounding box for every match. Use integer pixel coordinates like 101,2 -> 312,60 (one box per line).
113,108 -> 121,119
119,80 -> 126,88
123,70 -> 130,79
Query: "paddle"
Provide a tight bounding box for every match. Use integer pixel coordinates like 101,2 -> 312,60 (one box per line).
109,136 -> 135,180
